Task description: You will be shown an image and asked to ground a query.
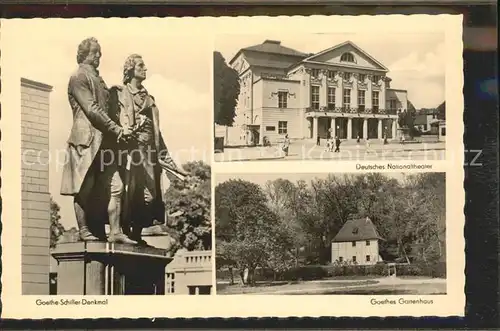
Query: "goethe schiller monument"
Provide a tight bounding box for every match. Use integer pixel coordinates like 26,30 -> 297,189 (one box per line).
51,38 -> 186,295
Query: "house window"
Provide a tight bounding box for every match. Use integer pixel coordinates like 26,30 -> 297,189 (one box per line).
266,126 -> 276,131
327,70 -> 336,79
372,91 -> 379,112
423,124 -> 428,131
358,74 -> 366,82
327,87 -> 336,110
358,90 -> 365,111
441,127 -> 446,136
352,256 -> 357,263
366,255 -> 371,262
339,257 -> 343,262
344,72 -> 352,81
278,91 -> 288,108
366,240 -> 370,246
311,68 -> 320,78
352,241 -> 356,247
343,89 -> 351,109
341,52 -> 355,62
373,75 -> 380,83
311,86 -> 320,110
278,121 -> 288,134
389,99 -> 397,111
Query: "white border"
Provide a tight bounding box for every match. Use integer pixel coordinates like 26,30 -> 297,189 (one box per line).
1,15 -> 464,318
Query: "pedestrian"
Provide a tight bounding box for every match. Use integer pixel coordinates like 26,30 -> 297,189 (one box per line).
383,135 -> 388,145
282,134 -> 290,156
401,135 -> 406,145
356,135 -> 360,144
334,136 -> 341,152
366,138 -> 371,149
316,134 -> 321,146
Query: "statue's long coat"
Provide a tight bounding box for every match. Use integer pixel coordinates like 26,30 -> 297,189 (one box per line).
108,85 -> 171,229
60,64 -> 122,199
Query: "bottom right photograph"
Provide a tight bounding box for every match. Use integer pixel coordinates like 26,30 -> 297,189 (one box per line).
215,172 -> 446,295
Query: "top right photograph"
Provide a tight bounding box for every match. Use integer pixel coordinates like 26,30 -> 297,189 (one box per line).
214,31 -> 449,162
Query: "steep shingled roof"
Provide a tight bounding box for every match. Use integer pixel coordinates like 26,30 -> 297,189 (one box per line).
332,217 -> 383,242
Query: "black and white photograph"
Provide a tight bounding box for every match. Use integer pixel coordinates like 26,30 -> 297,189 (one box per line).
8,19 -> 213,296
214,32 -> 447,162
215,172 -> 446,295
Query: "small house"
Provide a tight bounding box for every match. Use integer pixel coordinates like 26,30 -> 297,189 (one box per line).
331,217 -> 383,265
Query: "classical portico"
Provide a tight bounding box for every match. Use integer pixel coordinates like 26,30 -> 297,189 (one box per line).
307,111 -> 398,140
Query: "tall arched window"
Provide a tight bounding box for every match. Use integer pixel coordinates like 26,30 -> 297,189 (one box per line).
341,52 -> 355,62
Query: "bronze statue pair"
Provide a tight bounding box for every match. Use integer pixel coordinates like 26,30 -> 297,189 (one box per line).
60,37 -> 188,245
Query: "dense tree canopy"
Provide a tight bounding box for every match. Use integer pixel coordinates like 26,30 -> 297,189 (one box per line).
213,51 -> 240,126
50,196 -> 65,248
437,101 -> 446,120
165,161 -> 212,251
215,173 -> 446,279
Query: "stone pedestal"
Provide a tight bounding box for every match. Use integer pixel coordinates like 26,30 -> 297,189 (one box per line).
51,242 -> 172,295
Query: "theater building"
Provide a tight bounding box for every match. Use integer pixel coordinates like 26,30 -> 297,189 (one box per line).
225,40 -> 408,145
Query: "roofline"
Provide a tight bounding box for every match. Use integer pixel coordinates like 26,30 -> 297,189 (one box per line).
253,77 -> 301,84
241,47 -> 309,58
288,60 -> 388,73
332,237 -> 384,243
21,77 -> 53,92
302,40 -> 390,71
387,88 -> 408,93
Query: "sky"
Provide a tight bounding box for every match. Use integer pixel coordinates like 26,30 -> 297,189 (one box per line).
215,172 -> 406,187
7,19 -> 212,229
215,32 -> 446,109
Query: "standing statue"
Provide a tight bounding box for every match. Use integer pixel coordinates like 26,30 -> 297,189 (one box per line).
60,37 -> 137,244
109,54 -> 188,245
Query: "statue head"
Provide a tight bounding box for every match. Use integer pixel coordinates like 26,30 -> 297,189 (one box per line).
77,37 -> 101,68
123,54 -> 147,84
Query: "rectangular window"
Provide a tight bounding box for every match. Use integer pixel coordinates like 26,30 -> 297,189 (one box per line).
366,240 -> 370,246
423,124 -> 427,131
373,75 -> 380,83
352,256 -> 357,263
278,91 -> 288,108
343,89 -> 351,109
366,255 -> 371,262
358,74 -> 366,82
266,126 -> 276,132
327,87 -> 336,110
311,69 -> 320,78
389,99 -> 397,111
372,91 -> 379,112
339,257 -> 343,262
278,121 -> 288,134
328,70 -> 336,79
344,72 -> 352,80
311,86 -> 320,110
441,127 -> 446,136
358,90 -> 365,111
352,241 -> 356,247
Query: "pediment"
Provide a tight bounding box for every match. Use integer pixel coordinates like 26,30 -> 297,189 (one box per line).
231,54 -> 250,75
305,41 -> 388,71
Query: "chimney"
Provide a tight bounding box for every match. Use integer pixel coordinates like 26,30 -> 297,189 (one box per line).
264,40 -> 281,45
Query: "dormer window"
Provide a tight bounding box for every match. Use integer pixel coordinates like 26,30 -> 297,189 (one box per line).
352,227 -> 359,234
341,52 -> 355,63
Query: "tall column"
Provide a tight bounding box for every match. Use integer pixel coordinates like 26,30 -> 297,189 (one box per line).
347,117 -> 352,140
313,117 -> 318,138
377,119 -> 383,139
392,119 -> 397,139
362,118 -> 367,139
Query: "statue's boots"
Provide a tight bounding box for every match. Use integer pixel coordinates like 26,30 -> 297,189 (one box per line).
79,226 -> 100,242
108,233 -> 138,245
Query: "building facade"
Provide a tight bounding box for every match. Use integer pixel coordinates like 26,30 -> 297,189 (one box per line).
225,40 -> 408,145
21,78 -> 53,295
331,217 -> 383,266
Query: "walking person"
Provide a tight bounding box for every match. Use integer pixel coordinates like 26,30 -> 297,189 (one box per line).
316,134 -> 321,146
356,135 -> 360,144
282,134 -> 290,156
334,136 -> 341,153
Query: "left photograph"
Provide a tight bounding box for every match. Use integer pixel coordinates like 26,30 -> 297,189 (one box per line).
17,21 -> 213,295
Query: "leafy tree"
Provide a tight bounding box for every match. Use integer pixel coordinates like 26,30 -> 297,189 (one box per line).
213,51 -> 240,126
50,196 -> 65,248
165,161 -> 211,251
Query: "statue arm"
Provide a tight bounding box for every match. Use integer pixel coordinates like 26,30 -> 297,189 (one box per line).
70,73 -> 122,137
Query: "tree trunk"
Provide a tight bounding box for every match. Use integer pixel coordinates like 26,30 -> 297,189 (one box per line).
229,266 -> 234,285
239,270 -> 245,285
399,238 -> 411,264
